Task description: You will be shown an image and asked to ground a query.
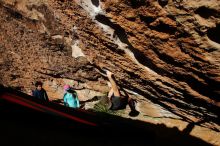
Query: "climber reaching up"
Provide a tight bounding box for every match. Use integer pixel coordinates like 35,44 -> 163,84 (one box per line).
106,70 -> 139,117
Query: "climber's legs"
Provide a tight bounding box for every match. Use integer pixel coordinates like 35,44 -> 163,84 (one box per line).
106,70 -> 120,97
108,88 -> 114,98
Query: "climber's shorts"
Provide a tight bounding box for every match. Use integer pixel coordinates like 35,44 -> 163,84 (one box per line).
110,96 -> 127,110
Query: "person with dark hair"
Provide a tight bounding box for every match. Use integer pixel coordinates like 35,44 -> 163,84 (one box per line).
106,70 -> 139,117
32,81 -> 49,102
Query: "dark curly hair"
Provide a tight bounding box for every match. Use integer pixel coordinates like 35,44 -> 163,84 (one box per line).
35,81 -> 43,87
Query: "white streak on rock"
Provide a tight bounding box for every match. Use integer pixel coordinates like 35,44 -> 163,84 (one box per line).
74,0 -> 158,75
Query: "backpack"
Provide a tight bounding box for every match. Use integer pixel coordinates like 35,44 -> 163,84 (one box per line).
68,89 -> 78,99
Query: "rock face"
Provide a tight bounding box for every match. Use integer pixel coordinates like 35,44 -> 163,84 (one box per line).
0,0 -> 220,140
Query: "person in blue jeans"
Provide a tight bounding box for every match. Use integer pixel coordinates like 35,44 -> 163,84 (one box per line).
63,84 -> 80,108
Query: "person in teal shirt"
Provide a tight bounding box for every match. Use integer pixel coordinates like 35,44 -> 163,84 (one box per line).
63,84 -> 80,108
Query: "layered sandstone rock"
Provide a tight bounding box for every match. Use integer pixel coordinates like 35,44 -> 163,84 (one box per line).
0,0 -> 220,144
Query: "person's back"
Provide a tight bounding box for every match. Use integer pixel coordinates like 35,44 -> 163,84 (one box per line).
63,85 -> 80,108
